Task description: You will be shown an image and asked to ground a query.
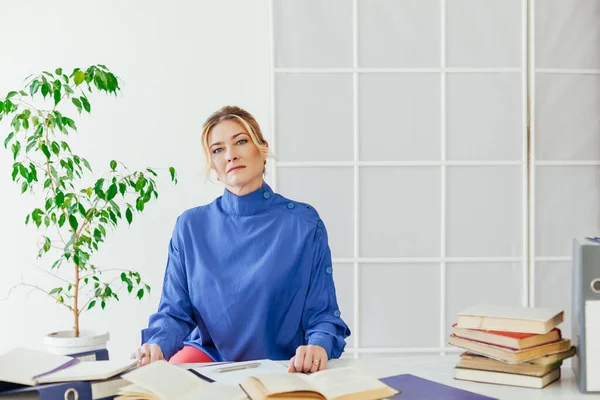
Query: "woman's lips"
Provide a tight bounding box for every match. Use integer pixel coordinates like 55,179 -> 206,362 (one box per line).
227,166 -> 245,173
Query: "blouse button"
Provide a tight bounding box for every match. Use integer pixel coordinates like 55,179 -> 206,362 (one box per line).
326,267 -> 333,275
287,202 -> 295,209
317,220 -> 324,228
263,192 -> 271,199
333,310 -> 341,318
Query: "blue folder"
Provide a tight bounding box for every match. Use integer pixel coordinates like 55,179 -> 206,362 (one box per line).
0,381 -> 93,399
381,374 -> 497,400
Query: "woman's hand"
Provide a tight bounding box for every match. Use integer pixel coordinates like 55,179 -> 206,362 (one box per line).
130,343 -> 164,366
288,345 -> 328,373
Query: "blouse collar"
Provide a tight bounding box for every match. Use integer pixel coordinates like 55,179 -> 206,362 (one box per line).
219,182 -> 275,216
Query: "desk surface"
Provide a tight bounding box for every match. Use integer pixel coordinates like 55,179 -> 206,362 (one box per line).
188,354 -> 600,399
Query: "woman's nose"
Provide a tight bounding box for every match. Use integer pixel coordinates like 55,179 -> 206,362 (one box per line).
225,148 -> 238,162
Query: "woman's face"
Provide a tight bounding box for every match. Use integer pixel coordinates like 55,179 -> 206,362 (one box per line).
208,119 -> 267,196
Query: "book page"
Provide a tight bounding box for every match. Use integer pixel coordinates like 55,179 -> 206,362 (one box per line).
121,360 -> 206,399
306,367 -> 390,400
251,372 -> 315,394
0,347 -> 75,386
180,382 -> 248,400
37,359 -> 137,384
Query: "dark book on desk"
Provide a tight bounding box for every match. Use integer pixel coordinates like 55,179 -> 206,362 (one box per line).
0,378 -> 127,399
380,374 -> 496,400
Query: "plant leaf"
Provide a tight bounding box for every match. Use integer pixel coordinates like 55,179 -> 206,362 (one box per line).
107,183 -> 117,201
3,132 -> 14,149
29,80 -> 40,96
68,215 -> 78,231
125,208 -> 133,224
169,167 -> 177,183
53,89 -> 61,105
74,70 -> 85,85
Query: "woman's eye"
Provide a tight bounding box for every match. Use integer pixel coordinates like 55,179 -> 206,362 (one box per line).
236,139 -> 248,145
212,148 -> 224,154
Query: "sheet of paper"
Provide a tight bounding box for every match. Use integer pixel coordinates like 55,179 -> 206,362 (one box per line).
0,347 -> 75,386
192,359 -> 287,385
37,359 -> 137,384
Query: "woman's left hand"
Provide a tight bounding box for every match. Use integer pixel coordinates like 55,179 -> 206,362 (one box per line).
288,345 -> 328,373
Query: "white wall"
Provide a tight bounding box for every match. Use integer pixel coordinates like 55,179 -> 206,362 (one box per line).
0,0 -> 271,358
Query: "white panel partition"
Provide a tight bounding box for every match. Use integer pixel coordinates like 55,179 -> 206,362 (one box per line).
270,0 -> 527,356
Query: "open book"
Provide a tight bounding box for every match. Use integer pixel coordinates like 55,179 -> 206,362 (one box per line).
116,360 -> 248,400
240,367 -> 399,400
0,347 -> 136,386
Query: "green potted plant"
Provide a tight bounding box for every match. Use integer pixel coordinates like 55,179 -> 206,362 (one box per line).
0,65 -> 177,356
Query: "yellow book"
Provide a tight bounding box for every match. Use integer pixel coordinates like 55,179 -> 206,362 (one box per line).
240,367 -> 398,400
448,335 -> 571,364
457,352 -> 561,377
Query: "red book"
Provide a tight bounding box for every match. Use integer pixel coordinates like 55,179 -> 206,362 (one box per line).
451,323 -> 562,350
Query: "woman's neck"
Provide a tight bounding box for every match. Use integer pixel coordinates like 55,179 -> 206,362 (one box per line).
225,178 -> 263,197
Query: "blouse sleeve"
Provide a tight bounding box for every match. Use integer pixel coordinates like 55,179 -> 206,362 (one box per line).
301,221 -> 351,359
140,218 -> 197,359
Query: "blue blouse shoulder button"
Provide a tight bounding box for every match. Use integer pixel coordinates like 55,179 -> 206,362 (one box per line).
333,310 -> 341,318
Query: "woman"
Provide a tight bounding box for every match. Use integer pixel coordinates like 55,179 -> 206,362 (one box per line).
133,106 -> 350,373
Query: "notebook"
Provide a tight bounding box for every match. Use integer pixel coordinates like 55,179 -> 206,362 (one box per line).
380,374 -> 496,399
0,347 -> 136,386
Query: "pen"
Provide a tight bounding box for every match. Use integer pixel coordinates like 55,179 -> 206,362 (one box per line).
213,361 -> 261,373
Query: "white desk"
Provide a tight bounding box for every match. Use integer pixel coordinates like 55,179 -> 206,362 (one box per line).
327,355 -> 597,399
189,354 -> 600,399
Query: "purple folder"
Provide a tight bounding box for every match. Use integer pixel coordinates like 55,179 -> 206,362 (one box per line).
381,374 -> 497,400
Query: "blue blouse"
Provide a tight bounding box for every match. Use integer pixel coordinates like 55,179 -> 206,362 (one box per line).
141,182 -> 351,362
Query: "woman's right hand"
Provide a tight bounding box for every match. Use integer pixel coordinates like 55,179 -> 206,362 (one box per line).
131,343 -> 165,366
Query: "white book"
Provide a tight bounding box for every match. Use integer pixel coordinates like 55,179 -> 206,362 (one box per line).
0,347 -> 136,386
454,367 -> 561,389
456,305 -> 564,334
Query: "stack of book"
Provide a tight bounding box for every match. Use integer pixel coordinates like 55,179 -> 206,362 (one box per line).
448,304 -> 576,389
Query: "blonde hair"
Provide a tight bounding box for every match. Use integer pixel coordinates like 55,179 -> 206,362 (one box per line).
201,106 -> 269,177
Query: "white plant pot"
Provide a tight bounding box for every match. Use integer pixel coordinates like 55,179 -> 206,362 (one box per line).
44,330 -> 110,356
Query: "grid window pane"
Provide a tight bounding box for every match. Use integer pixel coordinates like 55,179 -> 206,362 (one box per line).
536,0 -> 600,69
446,167 -> 522,257
360,264 -> 440,347
358,0 -> 441,68
536,74 -> 600,161
360,168 -> 441,258
359,73 -> 441,161
535,166 -> 600,257
274,0 -> 353,67
446,73 -> 522,161
276,73 -> 354,161
447,0 -> 521,67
